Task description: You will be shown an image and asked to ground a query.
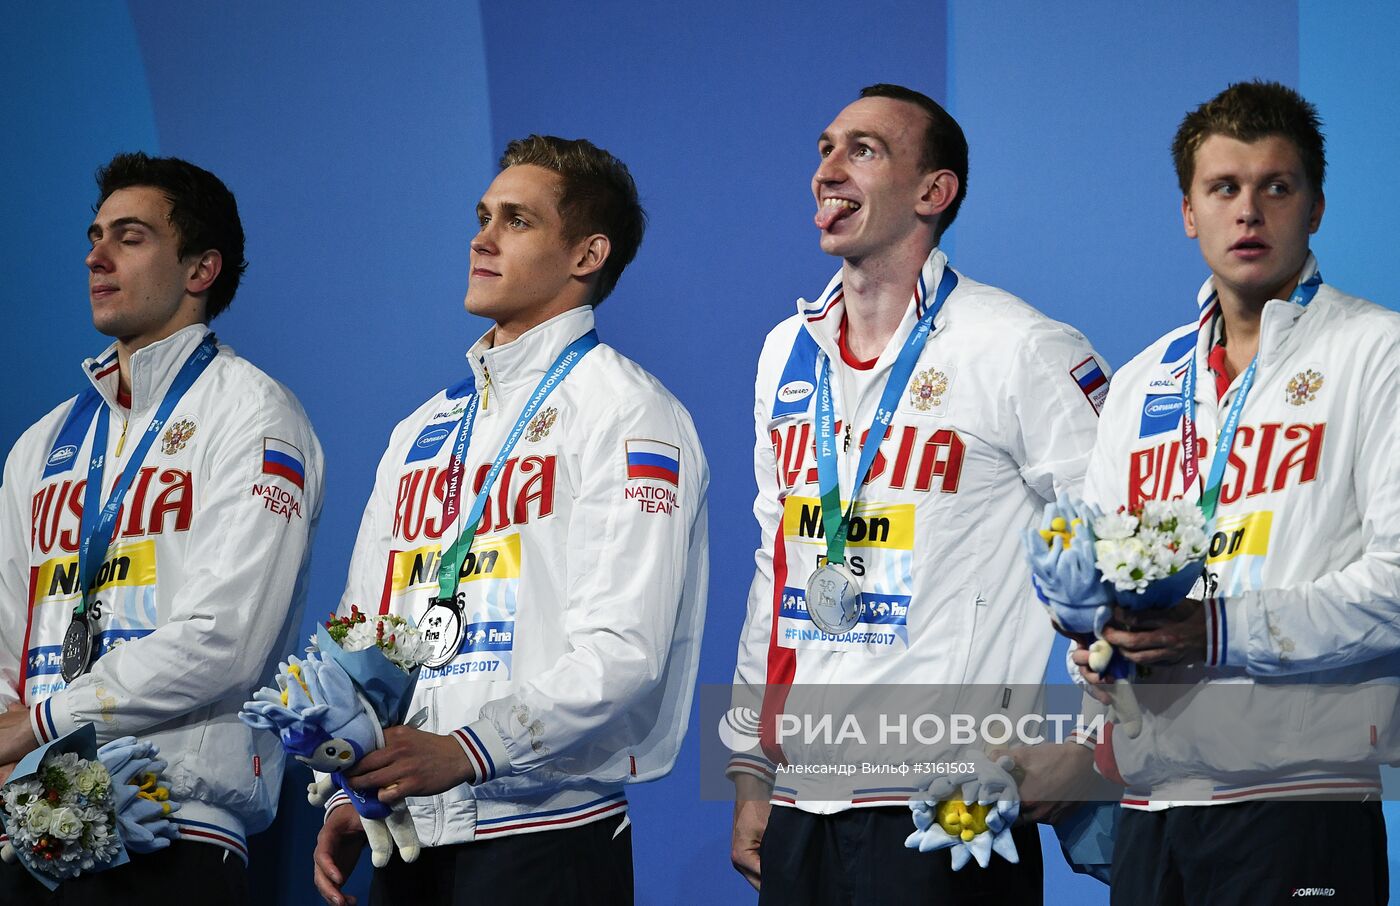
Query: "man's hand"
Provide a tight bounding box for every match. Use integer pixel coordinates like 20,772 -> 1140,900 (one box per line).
731,773 -> 772,890
344,725 -> 476,805
989,743 -> 1120,825
0,706 -> 37,765
313,803 -> 366,906
1101,598 -> 1205,667
1070,646 -> 1113,704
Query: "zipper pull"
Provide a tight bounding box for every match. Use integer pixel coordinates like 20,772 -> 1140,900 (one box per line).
843,424 -> 852,453
480,359 -> 492,410
115,417 -> 129,458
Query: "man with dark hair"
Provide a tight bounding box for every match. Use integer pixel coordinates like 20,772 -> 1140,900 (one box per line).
729,84 -> 1107,904
311,135 -> 708,905
1074,80 -> 1399,904
0,152 -> 323,901
856,83 -> 969,238
94,152 -> 249,319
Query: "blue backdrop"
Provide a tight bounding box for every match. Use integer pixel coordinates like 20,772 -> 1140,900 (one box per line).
3,4 -> 1397,902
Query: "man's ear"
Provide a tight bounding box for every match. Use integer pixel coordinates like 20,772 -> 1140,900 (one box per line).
186,249 -> 223,295
1307,190 -> 1325,234
915,169 -> 959,219
572,234 -> 611,278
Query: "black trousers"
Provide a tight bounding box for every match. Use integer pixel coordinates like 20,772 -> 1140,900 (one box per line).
0,840 -> 248,905
369,814 -> 633,905
1111,801 -> 1388,906
757,805 -> 1043,906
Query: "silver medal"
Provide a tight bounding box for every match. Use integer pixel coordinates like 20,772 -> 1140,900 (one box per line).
805,562 -> 863,635
60,613 -> 95,683
417,598 -> 465,669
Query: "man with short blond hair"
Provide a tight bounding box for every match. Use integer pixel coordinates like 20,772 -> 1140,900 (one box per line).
313,135 -> 709,906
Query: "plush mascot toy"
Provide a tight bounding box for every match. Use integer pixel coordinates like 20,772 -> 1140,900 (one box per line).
1022,495 -> 1122,677
905,753 -> 1021,870
240,649 -> 421,867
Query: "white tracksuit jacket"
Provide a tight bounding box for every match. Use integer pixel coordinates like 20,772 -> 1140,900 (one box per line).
1083,255 -> 1400,807
329,306 -> 708,846
729,249 -> 1106,810
0,324 -> 324,860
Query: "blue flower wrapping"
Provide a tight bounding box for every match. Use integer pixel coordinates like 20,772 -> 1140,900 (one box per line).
314,623 -> 421,726
0,724 -> 132,890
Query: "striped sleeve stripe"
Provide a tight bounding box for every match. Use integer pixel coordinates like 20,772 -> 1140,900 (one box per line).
453,727 -> 497,783
726,753 -> 775,781
173,818 -> 248,863
475,796 -> 627,838
324,789 -> 351,814
1205,595 -> 1225,667
31,700 -> 57,744
1067,726 -> 1100,748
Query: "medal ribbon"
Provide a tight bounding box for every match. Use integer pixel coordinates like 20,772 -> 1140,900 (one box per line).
814,266 -> 958,566
1181,271 -> 1321,521
434,329 -> 599,600
76,334 -> 219,617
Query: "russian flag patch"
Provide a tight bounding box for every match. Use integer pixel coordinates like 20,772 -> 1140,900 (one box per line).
262,438 -> 305,490
1071,356 -> 1110,414
625,439 -> 680,486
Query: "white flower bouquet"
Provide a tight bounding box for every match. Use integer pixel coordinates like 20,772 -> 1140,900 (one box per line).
1093,500 -> 1208,608
318,605 -> 432,673
0,725 -> 178,889
2,750 -> 121,882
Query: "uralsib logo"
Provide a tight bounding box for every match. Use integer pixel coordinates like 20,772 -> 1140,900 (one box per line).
778,380 -> 814,403
717,706 -> 762,752
46,445 -> 78,467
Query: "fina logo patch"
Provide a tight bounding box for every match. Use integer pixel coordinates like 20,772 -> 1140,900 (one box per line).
778,380 -> 814,403
46,445 -> 78,468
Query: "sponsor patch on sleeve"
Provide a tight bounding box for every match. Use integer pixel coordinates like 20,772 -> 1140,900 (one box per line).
261,437 -> 305,490
406,419 -> 457,464
625,439 -> 680,486
1071,356 -> 1109,414
1139,393 -> 1185,438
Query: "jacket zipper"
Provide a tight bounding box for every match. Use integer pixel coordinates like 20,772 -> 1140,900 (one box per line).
115,415 -> 129,458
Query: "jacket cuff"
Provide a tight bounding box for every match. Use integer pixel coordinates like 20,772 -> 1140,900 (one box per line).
453,720 -> 513,784
1204,592 -> 1246,668
725,752 -> 776,784
323,788 -> 351,817
30,695 -> 75,745
1067,725 -> 1100,750
1093,721 -> 1126,787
